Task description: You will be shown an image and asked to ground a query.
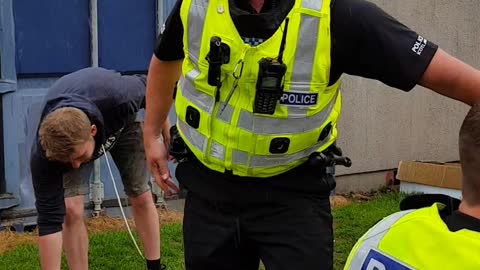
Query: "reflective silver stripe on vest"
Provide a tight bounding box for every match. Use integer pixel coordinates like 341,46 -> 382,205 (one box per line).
216,102 -> 234,124
185,67 -> 200,82
347,210 -> 414,269
291,0 -> 322,84
186,0 -> 208,64
180,121 -> 332,168
237,92 -> 337,135
302,0 -> 323,9
178,119 -> 207,154
289,0 -> 323,117
179,71 -> 215,114
232,149 -> 249,165
209,140 -> 225,161
249,129 -> 331,168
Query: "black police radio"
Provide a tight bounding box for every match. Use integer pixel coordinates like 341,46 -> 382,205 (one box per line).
254,59 -> 287,114
254,18 -> 289,115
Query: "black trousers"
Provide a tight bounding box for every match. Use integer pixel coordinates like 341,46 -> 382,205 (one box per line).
177,160 -> 335,270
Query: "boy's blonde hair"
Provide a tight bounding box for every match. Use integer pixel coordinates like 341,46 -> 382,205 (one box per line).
39,107 -> 92,161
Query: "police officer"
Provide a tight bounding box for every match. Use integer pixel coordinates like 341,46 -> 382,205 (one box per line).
344,105 -> 480,270
144,0 -> 480,269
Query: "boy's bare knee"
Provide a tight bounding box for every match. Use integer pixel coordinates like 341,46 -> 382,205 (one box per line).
129,191 -> 154,209
64,196 -> 85,225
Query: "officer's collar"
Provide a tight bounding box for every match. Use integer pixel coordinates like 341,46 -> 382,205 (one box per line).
232,0 -> 277,14
444,210 -> 480,233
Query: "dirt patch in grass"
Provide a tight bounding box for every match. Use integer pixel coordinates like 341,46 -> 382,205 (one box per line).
0,208 -> 183,254
87,208 -> 183,234
330,195 -> 351,208
158,208 -> 184,225
0,230 -> 35,254
332,185 -> 400,207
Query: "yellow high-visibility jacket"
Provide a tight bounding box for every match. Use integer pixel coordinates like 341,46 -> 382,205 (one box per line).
345,204 -> 480,270
176,0 -> 341,177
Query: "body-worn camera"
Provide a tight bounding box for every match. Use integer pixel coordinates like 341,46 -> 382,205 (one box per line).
254,58 -> 287,115
205,36 -> 230,87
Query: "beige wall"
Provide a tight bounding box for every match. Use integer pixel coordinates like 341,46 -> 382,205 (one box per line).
335,0 -> 479,176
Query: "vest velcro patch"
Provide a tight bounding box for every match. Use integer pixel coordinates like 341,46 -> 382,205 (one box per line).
279,92 -> 318,107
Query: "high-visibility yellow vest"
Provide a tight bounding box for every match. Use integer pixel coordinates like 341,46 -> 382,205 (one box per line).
344,204 -> 480,270
176,0 -> 341,177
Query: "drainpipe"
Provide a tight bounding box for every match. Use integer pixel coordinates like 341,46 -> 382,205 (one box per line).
88,0 -> 103,217
151,176 -> 167,208
90,160 -> 104,216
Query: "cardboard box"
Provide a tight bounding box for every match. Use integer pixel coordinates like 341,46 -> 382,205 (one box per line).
397,160 -> 462,190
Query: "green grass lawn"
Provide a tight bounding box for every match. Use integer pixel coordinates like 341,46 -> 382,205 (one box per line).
0,192 -> 405,270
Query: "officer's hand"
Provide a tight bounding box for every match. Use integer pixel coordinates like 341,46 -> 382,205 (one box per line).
144,132 -> 179,196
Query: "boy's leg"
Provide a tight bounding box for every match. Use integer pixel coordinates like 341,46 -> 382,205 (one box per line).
110,121 -> 161,269
63,163 -> 93,270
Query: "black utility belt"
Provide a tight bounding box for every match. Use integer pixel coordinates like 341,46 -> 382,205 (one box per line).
183,150 -> 344,184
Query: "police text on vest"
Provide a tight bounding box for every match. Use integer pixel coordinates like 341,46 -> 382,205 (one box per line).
279,92 -> 318,107
361,250 -> 413,270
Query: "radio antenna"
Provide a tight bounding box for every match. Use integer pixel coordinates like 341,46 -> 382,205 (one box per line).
277,18 -> 289,64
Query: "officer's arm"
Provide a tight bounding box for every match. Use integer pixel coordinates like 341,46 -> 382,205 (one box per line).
144,56 -> 183,190
420,49 -> 480,106
144,56 -> 182,138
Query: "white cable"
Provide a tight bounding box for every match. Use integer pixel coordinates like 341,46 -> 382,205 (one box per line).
102,145 -> 145,259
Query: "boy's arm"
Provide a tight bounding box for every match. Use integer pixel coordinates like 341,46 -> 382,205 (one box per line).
31,151 -> 65,269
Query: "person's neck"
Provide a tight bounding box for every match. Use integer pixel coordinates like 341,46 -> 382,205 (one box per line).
250,0 -> 265,13
459,201 -> 480,220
